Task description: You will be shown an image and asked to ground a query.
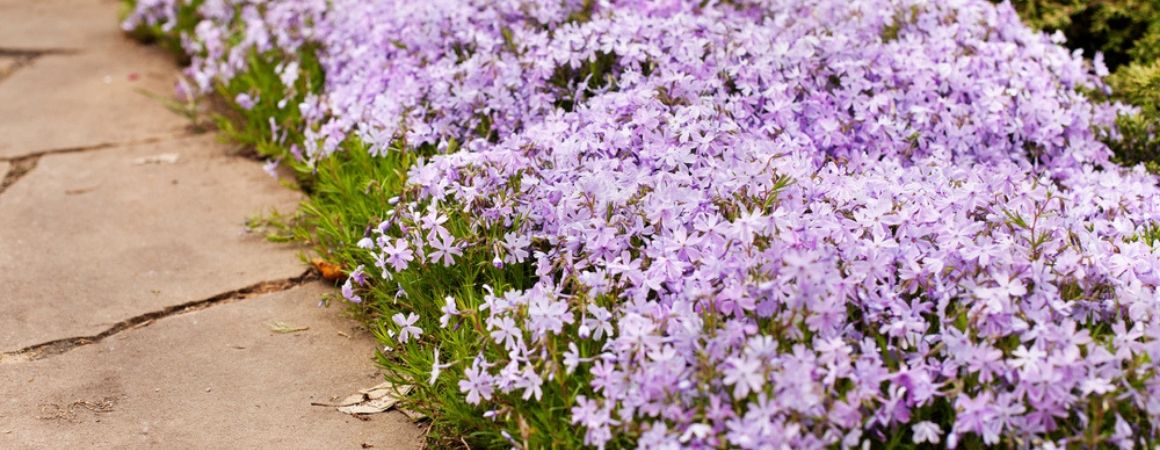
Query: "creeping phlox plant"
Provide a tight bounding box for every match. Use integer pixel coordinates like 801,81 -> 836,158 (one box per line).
1008,0 -> 1160,174
127,0 -> 1160,448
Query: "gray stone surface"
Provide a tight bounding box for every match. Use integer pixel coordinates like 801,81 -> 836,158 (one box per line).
0,283 -> 423,449
0,38 -> 189,159
0,0 -> 116,50
0,0 -> 424,446
0,135 -> 304,350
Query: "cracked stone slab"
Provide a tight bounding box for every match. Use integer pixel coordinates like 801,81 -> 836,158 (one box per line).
0,283 -> 423,449
0,135 -> 305,350
0,0 -> 116,50
0,37 -> 189,159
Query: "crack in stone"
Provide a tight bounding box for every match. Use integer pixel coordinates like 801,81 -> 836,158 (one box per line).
0,133 -> 205,197
0,154 -> 40,197
0,48 -> 72,83
0,55 -> 34,82
0,48 -> 76,57
0,269 -> 317,363
0,134 -> 201,164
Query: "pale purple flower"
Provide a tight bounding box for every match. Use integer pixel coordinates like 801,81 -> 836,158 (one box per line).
382,238 -> 414,271
235,92 -> 257,110
459,357 -> 495,405
439,295 -> 459,328
348,264 -> 367,285
427,229 -> 461,267
722,356 -> 764,399
392,312 -> 422,344
527,292 -> 572,338
1081,376 -> 1115,395
429,347 -> 453,386
340,278 -> 361,304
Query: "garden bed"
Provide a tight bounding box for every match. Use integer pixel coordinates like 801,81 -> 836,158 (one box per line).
126,0 -> 1160,448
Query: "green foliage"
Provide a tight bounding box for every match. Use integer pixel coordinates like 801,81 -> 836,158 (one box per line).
296,140 -> 608,448
120,0 -> 205,60
1106,60 -> 1160,172
1009,0 -> 1160,69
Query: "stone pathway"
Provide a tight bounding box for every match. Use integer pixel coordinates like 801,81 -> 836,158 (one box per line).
0,0 -> 421,447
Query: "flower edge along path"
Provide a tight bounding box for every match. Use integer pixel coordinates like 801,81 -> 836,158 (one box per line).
126,0 -> 1160,448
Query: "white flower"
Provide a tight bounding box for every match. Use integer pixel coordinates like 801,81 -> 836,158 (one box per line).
912,421 -> 941,444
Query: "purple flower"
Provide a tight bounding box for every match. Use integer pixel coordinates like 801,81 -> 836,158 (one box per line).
348,264 -> 367,285
133,0 -> 1160,446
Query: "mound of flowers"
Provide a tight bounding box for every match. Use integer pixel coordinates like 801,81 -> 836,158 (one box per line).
1011,0 -> 1160,173
127,0 -> 1160,448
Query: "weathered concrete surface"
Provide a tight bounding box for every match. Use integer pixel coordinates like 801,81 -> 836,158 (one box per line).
0,283 -> 423,449
0,135 -> 304,350
0,38 -> 189,159
0,0 -> 116,50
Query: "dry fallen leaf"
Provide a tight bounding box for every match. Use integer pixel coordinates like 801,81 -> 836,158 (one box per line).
398,408 -> 427,422
311,258 -> 345,281
335,381 -> 414,415
269,321 -> 310,334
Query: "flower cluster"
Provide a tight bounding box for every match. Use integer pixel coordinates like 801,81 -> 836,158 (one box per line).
128,0 -> 1160,448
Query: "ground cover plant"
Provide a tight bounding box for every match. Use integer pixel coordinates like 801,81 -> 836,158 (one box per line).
1008,0 -> 1160,172
125,0 -> 1160,448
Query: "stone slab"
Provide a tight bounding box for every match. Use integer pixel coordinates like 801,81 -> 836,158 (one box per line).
0,135 -> 305,350
0,38 -> 189,159
0,283 -> 422,449
0,0 -> 117,51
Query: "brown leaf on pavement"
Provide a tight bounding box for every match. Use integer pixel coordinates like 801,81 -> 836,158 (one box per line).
311,258 -> 344,281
